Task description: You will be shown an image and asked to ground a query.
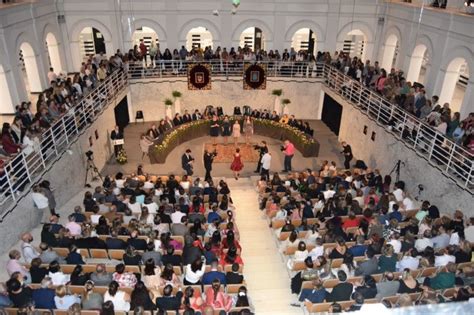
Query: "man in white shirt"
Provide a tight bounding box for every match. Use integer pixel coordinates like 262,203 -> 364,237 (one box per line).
414,230 -> 433,252
47,67 -> 57,84
323,185 -> 336,200
397,248 -> 420,271
171,208 -> 186,224
465,218 -> 474,243
308,238 -> 324,261
31,185 -> 50,223
260,152 -> 272,179
434,249 -> 456,267
392,186 -> 404,202
21,233 -> 40,264
431,226 -> 450,250
388,233 -> 402,254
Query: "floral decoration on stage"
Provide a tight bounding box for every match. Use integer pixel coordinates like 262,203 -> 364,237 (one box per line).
187,63 -> 211,90
243,63 -> 267,90
116,148 -> 128,164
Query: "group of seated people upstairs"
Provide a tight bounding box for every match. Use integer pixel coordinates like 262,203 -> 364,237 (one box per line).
3,173 -> 254,314
255,163 -> 474,312
332,51 -> 474,154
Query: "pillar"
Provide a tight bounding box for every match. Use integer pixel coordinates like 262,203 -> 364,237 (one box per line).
23,54 -> 43,93
0,65 -> 15,113
47,42 -> 63,73
381,43 -> 396,71
438,68 -> 460,106
406,55 -> 424,84
459,79 -> 473,119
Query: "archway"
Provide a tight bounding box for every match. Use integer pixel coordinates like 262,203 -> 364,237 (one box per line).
45,32 -> 63,75
341,29 -> 367,60
186,27 -> 213,51
78,27 -> 107,61
19,42 -> 42,93
291,28 -> 317,55
406,44 -> 430,84
439,58 -> 469,113
132,27 -> 159,66
239,27 -> 265,51
381,34 -> 399,71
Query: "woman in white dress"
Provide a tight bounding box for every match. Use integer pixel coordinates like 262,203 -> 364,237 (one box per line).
139,133 -> 154,160
103,281 -> 131,311
232,120 -> 241,146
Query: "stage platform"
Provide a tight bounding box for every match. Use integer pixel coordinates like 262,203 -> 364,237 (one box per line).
102,120 -> 344,178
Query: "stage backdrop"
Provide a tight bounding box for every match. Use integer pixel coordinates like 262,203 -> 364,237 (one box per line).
129,79 -> 323,121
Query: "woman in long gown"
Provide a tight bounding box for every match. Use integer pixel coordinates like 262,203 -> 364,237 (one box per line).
232,120 -> 241,146
210,115 -> 220,145
221,116 -> 231,145
230,148 -> 244,180
243,115 -> 254,145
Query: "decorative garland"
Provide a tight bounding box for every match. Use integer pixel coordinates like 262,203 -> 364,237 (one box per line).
243,63 -> 267,90
187,64 -> 211,90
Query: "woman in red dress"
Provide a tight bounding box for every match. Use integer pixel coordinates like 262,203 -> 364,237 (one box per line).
230,148 -> 243,180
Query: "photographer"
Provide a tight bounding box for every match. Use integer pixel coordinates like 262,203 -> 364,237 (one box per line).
182,149 -> 195,176
254,140 -> 268,173
281,140 -> 295,172
204,149 -> 217,182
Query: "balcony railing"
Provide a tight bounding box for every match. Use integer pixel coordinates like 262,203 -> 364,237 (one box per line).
0,69 -> 129,216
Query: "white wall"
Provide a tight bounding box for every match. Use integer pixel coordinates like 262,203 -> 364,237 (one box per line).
129,78 -> 322,121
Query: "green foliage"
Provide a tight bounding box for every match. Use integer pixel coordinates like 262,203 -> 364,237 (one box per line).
164,98 -> 173,106
282,99 -> 291,105
172,91 -> 182,98
272,89 -> 283,96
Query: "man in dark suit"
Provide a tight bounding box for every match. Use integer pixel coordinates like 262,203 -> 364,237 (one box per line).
203,149 -> 215,182
254,140 -> 268,173
161,247 -> 182,267
148,124 -> 160,139
156,284 -> 183,313
110,125 -> 124,157
173,113 -> 183,126
192,109 -> 202,120
182,235 -> 201,266
326,270 -> 353,302
225,263 -> 244,284
354,247 -> 378,276
127,230 -> 147,251
106,229 -> 127,249
74,230 -> 107,249
202,260 -> 226,285
182,110 -> 192,123
182,149 -> 194,176
341,141 -> 353,170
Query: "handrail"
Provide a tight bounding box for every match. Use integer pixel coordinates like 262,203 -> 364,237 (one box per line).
0,69 -> 129,217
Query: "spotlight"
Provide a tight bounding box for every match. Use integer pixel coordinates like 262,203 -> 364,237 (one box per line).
212,9 -> 219,16
465,0 -> 474,7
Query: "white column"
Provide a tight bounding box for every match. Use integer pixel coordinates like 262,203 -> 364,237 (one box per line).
459,79 -> 473,119
0,65 -> 15,113
23,54 -> 43,93
381,43 -> 396,71
363,41 -> 375,62
127,89 -> 134,122
317,90 -> 325,120
70,41 -> 82,72
105,41 -> 114,56
438,69 -> 460,106
406,55 -> 423,83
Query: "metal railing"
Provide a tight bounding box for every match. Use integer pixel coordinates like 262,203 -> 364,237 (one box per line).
323,66 -> 473,190
128,60 -> 327,80
0,69 -> 129,215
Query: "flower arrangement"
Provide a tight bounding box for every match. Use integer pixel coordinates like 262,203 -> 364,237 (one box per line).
272,89 -> 283,96
116,148 -> 128,164
164,98 -> 173,107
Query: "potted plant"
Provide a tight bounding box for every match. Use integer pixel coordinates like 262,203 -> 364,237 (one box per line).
172,90 -> 182,115
116,148 -> 128,165
272,89 -> 283,115
281,98 -> 291,115
164,98 -> 173,118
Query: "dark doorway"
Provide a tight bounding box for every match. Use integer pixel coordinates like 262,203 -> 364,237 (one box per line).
114,96 -> 129,131
92,27 -> 106,54
254,27 -> 263,51
321,93 -> 343,135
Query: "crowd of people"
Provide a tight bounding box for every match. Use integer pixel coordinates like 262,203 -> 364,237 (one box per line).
4,173 -> 254,314
255,163 -> 473,312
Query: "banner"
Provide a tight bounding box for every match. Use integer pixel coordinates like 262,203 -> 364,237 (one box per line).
187,63 -> 211,90
243,63 -> 267,90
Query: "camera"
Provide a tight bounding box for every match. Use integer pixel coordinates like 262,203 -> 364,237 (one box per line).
211,150 -> 218,157
280,145 -> 285,151
85,150 -> 94,161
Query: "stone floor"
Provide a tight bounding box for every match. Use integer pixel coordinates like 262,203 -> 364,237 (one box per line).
102,120 -> 345,178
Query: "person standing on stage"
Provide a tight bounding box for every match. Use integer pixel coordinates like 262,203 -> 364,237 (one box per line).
221,116 -> 231,145
243,115 -> 254,145
210,115 -> 220,145
232,120 -> 241,146
110,125 -> 124,157
203,149 -> 215,182
139,133 -> 154,160
282,139 -> 295,172
260,151 -> 272,179
230,148 -> 244,180
341,141 -> 353,170
254,140 -> 268,173
182,149 -> 195,176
